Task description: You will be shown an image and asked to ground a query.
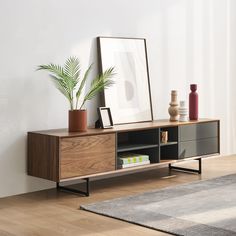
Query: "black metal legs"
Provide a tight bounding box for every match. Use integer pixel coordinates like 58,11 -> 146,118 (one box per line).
169,158 -> 202,174
57,178 -> 90,196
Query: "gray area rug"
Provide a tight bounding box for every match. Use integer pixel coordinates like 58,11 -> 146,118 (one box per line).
81,174 -> 236,236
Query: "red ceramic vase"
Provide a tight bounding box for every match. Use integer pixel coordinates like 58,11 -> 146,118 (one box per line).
189,84 -> 198,120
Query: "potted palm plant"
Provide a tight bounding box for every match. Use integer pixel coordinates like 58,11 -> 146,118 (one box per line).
37,57 -> 115,132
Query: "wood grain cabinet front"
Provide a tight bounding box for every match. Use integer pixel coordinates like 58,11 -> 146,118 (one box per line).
60,133 -> 115,179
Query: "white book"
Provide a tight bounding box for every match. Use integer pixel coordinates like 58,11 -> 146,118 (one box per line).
118,160 -> 150,169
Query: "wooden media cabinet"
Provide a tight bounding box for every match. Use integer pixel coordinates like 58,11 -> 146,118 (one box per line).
27,119 -> 220,196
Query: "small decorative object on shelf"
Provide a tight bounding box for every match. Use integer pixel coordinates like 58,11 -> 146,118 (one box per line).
168,90 -> 179,121
96,107 -> 113,129
161,131 -> 168,143
179,100 -> 188,122
37,57 -> 115,132
189,84 -> 198,120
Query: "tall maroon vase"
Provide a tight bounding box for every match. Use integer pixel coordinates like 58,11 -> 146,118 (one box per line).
189,84 -> 198,120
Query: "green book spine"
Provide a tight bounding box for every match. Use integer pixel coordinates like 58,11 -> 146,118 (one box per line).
118,154 -> 149,164
118,160 -> 151,169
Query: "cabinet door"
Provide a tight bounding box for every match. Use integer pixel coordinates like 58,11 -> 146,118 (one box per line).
179,137 -> 218,159
60,134 -> 115,179
180,122 -> 218,141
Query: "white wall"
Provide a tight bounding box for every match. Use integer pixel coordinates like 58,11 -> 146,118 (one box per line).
0,0 -> 235,198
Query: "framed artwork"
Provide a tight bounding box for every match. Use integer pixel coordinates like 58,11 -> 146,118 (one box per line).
97,37 -> 153,125
97,107 -> 113,129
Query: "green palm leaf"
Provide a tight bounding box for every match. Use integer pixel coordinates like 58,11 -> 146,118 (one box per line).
63,57 -> 81,97
64,56 -> 81,82
37,63 -> 74,92
75,64 -> 93,109
37,64 -> 65,79
50,75 -> 74,110
80,67 -> 115,109
50,75 -> 70,98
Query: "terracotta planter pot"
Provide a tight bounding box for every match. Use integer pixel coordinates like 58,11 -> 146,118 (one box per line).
68,110 -> 87,132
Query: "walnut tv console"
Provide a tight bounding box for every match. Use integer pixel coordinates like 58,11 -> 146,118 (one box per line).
28,119 -> 220,196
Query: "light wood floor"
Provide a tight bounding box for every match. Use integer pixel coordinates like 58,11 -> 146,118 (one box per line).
0,155 -> 235,236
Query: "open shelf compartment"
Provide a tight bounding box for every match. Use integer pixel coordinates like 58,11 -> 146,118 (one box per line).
117,129 -> 159,167
160,126 -> 179,160
117,129 -> 159,151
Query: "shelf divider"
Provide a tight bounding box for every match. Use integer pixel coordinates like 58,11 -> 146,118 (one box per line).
160,141 -> 178,147
117,143 -> 158,152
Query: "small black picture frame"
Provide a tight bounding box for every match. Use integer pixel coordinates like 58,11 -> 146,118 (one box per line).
97,107 -> 113,129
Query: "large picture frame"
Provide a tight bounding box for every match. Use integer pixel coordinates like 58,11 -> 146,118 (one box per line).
97,37 -> 153,125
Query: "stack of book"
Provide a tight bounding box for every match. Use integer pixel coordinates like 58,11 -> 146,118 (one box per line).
118,153 -> 150,169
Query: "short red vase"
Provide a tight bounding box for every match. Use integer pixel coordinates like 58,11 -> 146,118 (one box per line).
189,84 -> 198,120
